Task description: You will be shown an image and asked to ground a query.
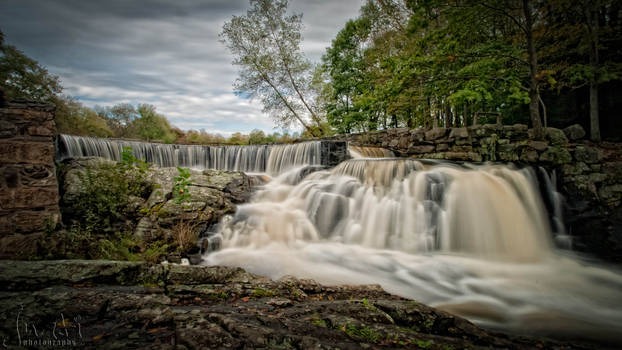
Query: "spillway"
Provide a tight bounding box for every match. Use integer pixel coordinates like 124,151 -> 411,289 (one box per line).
56,134 -> 327,175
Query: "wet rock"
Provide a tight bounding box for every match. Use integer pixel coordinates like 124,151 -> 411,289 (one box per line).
563,124 -> 586,140
0,260 -> 581,350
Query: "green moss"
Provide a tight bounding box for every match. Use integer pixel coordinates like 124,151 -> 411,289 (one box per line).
311,318 -> 327,327
252,288 -> 276,297
414,339 -> 434,348
207,291 -> 229,301
342,323 -> 382,343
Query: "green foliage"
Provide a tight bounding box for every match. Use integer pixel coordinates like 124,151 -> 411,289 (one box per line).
134,104 -> 177,143
311,318 -> 327,327
0,30 -> 62,102
342,323 -> 382,343
143,241 -> 169,264
318,0 -> 622,136
220,0 -> 324,136
173,167 -> 193,204
73,148 -> 151,234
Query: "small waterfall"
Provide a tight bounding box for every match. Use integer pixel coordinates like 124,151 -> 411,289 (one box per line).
215,160 -> 552,262
349,145 -> 394,158
56,134 -> 321,174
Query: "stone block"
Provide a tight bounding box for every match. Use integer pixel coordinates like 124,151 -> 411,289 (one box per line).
410,129 -> 425,142
0,120 -> 17,138
27,125 -> 53,136
520,149 -> 539,163
539,146 -> 572,165
545,127 -> 569,145
14,210 -> 57,233
0,166 -> 19,188
425,128 -> 447,141
527,140 -> 548,151
436,143 -> 449,152
407,145 -> 435,154
0,213 -> 14,234
0,142 -> 17,163
561,162 -> 590,176
21,142 -> 55,164
448,127 -> 469,139
573,146 -> 601,164
563,124 -> 586,141
19,164 -> 56,187
0,233 -> 42,259
12,187 -> 59,209
450,145 -> 473,153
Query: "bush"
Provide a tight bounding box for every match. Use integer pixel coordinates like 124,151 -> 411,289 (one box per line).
72,148 -> 151,234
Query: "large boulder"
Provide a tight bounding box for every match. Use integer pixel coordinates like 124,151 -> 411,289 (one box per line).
563,124 -> 586,141
544,127 -> 569,145
57,158 -> 253,261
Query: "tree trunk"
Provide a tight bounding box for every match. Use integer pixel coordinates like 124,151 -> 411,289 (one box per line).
587,0 -> 601,142
522,0 -> 544,140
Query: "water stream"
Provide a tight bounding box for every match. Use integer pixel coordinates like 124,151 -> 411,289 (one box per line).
203,152 -> 622,343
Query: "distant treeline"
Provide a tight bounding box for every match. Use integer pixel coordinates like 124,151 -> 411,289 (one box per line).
55,99 -> 301,145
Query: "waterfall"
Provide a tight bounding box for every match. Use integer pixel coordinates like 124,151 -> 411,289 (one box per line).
204,156 -> 622,343
213,160 -> 552,262
56,134 -> 321,175
349,145 -> 394,158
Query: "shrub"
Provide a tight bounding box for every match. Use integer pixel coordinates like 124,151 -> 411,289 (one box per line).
72,147 -> 151,234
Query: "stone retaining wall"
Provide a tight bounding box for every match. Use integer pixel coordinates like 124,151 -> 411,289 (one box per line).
0,101 -> 60,249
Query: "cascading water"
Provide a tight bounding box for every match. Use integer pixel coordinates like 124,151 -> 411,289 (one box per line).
56,134 -> 321,175
204,156 -> 622,343
349,145 -> 395,158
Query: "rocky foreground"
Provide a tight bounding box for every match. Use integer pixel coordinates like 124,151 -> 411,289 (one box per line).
0,260 -> 596,349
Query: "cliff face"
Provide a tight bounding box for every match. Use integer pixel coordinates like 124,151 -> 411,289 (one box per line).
326,124 -> 622,261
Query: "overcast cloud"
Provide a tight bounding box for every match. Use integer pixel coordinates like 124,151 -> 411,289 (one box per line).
0,0 -> 362,135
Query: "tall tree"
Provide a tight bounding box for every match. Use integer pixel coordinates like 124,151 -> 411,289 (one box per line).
220,0 -> 322,136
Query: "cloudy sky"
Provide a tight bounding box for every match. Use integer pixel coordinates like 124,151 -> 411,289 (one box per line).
0,0 -> 362,135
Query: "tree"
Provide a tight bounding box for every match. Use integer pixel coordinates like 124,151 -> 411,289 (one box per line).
0,30 -> 62,102
133,104 -> 176,143
248,129 -> 267,144
220,0 -> 323,136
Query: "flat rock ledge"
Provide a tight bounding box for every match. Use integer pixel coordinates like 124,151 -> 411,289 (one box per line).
0,260 -> 588,349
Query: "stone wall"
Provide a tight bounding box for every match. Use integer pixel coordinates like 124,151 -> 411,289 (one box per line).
327,124 -> 622,261
0,101 -> 60,257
